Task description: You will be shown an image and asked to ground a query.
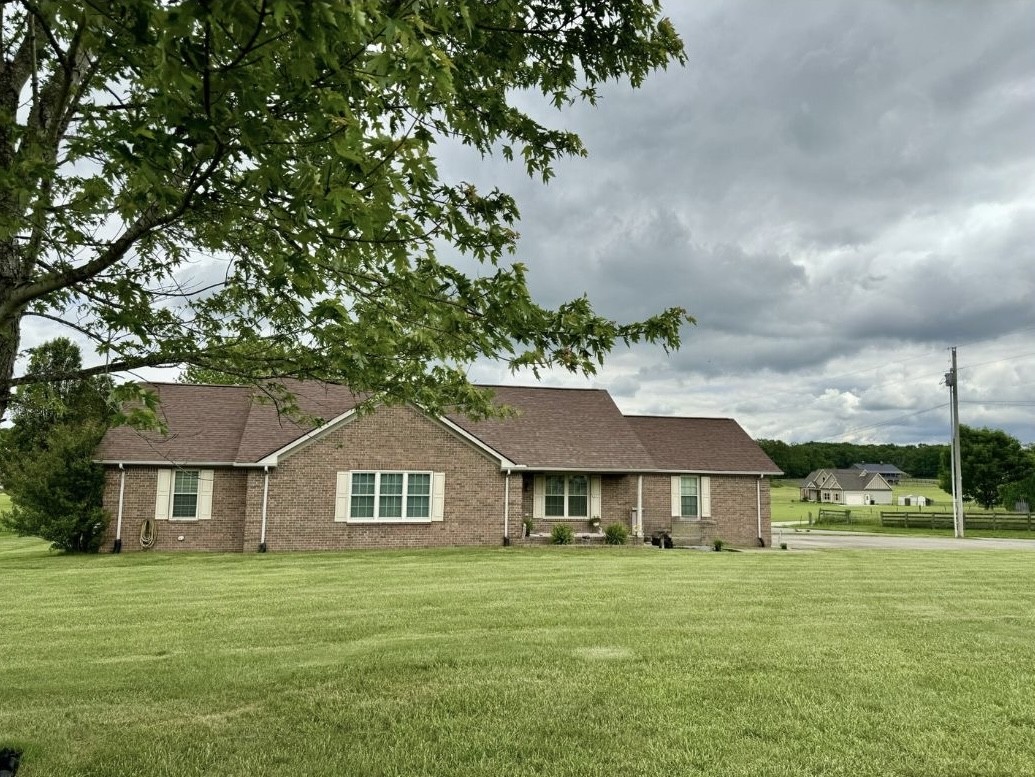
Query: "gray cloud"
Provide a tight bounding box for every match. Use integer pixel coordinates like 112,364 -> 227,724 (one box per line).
440,0 -> 1035,444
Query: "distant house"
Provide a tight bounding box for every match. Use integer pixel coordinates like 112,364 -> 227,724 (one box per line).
852,462 -> 906,485
800,468 -> 893,506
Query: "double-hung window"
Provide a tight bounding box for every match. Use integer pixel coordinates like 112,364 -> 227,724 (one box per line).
155,469 -> 214,520
348,472 -> 433,521
679,475 -> 699,519
670,475 -> 711,520
172,470 -> 200,518
544,475 -> 589,518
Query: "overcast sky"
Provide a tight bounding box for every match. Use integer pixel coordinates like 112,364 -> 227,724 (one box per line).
443,0 -> 1035,445
20,1 -> 1034,445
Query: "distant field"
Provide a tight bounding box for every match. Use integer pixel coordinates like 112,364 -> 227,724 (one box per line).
771,478 -> 951,523
770,478 -> 1033,537
3,536 -> 1035,776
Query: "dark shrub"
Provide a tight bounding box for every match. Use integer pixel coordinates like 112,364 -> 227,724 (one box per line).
550,524 -> 574,545
604,523 -> 628,545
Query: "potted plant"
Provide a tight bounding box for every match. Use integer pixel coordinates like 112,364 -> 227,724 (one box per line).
588,516 -> 601,531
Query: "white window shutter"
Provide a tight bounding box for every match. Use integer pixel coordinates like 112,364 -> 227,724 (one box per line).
701,476 -> 712,518
155,469 -> 172,520
431,472 -> 446,521
590,476 -> 602,519
533,476 -> 545,519
334,471 -> 350,522
197,470 -> 214,519
671,476 -> 681,517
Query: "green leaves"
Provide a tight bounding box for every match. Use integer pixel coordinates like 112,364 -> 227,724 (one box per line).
1,0 -> 688,421
939,426 -> 1035,509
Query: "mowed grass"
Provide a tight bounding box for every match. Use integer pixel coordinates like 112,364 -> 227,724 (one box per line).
4,541 -> 1035,776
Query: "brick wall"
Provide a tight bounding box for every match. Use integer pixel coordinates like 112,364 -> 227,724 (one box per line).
517,473 -> 636,537
640,474 -> 772,547
98,407 -> 773,553
242,405 -> 520,551
100,466 -> 248,552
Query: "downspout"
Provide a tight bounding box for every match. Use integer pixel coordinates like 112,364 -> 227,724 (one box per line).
756,475 -> 764,547
113,463 -> 126,553
636,475 -> 643,539
503,469 -> 511,546
259,466 -> 270,553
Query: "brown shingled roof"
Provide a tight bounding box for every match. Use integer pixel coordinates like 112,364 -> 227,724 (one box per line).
95,381 -> 363,465
95,383 -> 254,464
626,416 -> 782,474
96,382 -> 780,474
447,386 -> 655,470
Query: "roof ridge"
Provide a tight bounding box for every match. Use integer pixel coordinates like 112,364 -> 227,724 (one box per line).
625,414 -> 734,421
475,384 -> 608,392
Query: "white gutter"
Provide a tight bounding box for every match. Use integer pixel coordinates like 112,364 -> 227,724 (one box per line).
503,470 -> 511,545
521,466 -> 781,476
636,475 -> 644,538
96,460 -> 251,467
259,466 -> 270,551
756,475 -> 763,546
114,463 -> 126,551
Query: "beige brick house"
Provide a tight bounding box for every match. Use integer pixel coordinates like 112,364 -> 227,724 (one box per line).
95,382 -> 780,552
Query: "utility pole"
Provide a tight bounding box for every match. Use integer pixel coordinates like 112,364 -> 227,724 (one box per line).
945,347 -> 964,538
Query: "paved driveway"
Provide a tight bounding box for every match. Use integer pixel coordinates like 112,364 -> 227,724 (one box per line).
772,528 -> 1035,551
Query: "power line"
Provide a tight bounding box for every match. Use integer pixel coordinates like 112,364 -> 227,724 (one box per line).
815,402 -> 950,442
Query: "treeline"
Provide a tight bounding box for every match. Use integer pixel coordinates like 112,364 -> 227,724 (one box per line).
756,440 -> 947,480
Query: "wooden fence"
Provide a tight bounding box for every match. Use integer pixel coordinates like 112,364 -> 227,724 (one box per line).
816,508 -> 852,524
880,511 -> 1035,531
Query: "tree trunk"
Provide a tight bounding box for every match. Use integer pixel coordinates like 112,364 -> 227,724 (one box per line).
0,293 -> 21,422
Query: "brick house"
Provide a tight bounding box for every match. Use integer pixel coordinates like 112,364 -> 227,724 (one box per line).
95,382 -> 781,552
799,468 -> 894,506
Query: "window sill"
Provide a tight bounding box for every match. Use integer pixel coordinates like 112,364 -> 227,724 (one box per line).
339,518 -> 434,525
542,516 -> 594,522
166,517 -> 200,522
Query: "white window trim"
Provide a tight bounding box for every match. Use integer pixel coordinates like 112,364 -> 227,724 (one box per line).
534,475 -> 602,521
670,475 -> 711,520
336,470 -> 444,524
155,469 -> 213,521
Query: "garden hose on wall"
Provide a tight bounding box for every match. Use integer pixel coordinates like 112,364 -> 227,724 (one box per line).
140,518 -> 157,549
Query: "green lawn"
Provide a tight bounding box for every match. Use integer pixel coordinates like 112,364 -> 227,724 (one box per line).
4,540 -> 1035,775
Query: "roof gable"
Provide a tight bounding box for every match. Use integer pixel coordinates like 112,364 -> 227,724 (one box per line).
236,381 -> 365,463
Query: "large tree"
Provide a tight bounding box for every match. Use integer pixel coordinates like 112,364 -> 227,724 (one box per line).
0,0 -> 689,422
939,425 -> 1035,510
